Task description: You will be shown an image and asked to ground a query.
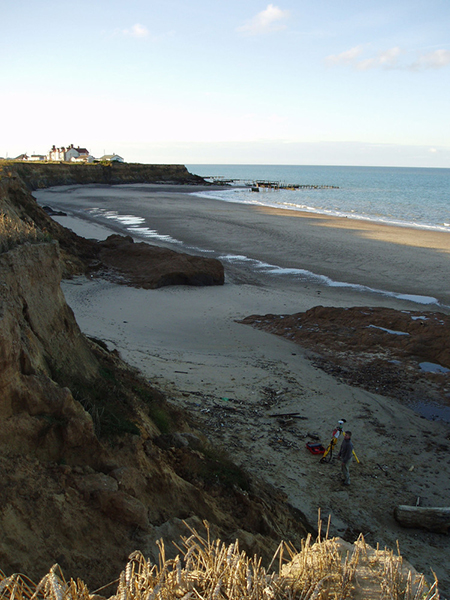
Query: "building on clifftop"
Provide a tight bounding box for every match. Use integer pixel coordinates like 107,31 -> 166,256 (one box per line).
99,154 -> 124,163
47,144 -> 92,162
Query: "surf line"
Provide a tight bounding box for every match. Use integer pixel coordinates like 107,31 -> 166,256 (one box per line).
220,253 -> 442,308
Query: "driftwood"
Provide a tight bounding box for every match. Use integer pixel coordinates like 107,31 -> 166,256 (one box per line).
394,505 -> 450,533
269,412 -> 308,419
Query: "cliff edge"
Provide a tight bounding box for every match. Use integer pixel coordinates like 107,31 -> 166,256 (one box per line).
5,161 -> 206,189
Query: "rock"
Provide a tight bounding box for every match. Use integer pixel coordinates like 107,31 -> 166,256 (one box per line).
109,466 -> 147,497
95,490 -> 149,529
141,516 -> 213,563
42,205 -> 67,216
155,432 -> 204,451
74,473 -> 119,495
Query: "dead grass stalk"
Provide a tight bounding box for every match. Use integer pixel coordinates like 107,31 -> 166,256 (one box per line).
0,520 -> 440,600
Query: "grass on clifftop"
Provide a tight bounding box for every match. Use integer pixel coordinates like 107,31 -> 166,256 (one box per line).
0,520 -> 439,600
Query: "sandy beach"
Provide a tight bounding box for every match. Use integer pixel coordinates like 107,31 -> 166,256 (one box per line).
35,185 -> 450,595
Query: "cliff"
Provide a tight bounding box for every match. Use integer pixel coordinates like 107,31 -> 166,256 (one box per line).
0,168 -> 308,586
3,161 -> 206,189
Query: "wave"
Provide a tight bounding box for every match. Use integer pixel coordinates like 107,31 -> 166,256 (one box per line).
219,253 -> 441,307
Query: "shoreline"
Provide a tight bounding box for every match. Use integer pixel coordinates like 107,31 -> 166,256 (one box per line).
36,183 -> 450,595
35,184 -> 450,308
191,187 -> 450,234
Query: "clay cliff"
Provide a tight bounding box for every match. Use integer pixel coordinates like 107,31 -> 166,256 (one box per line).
0,168 -> 309,587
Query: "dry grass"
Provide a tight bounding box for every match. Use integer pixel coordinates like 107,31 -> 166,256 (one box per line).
0,212 -> 46,253
0,518 -> 439,600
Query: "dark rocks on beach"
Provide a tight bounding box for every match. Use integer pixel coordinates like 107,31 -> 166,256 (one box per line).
239,306 -> 450,409
98,234 -> 224,288
42,205 -> 67,216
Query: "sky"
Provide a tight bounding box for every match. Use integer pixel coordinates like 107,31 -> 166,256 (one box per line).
1,0 -> 450,166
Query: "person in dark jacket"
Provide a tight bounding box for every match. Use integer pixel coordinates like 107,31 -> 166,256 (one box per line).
337,431 -> 353,485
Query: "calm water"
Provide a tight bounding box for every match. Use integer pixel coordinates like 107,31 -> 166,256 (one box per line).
187,165 -> 450,232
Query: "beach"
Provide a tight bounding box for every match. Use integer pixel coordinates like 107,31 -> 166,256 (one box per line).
35,184 -> 450,594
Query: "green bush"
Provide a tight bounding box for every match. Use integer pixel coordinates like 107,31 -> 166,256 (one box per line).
133,385 -> 174,434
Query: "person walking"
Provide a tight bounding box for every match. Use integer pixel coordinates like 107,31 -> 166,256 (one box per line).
338,431 -> 353,486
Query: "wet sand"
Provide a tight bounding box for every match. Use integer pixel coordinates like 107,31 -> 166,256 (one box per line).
35,183 -> 450,306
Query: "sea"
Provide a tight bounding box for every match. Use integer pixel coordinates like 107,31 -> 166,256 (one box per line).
186,165 -> 450,233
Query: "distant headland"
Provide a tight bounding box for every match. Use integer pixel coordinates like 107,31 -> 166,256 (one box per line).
0,158 -> 207,189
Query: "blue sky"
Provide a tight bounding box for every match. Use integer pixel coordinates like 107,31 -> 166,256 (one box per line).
1,0 -> 450,166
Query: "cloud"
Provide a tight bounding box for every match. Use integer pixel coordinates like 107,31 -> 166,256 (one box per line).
411,49 -> 450,70
122,24 -> 149,38
326,46 -> 450,71
325,46 -> 364,66
356,47 -> 402,71
237,4 -> 290,36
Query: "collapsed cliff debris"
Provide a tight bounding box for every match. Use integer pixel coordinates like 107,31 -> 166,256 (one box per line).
98,234 -> 224,288
239,306 -> 450,411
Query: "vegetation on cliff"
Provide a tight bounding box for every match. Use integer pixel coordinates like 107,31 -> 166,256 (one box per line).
0,524 -> 439,600
0,212 -> 49,252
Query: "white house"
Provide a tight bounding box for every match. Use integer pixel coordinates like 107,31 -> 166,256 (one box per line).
99,154 -> 124,163
48,144 -> 92,162
71,154 -> 94,163
48,146 -> 66,161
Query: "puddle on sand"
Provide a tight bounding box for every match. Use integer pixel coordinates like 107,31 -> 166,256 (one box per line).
419,361 -> 450,374
409,401 -> 450,423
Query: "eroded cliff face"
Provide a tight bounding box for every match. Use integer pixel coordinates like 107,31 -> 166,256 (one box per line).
0,169 -> 308,586
0,241 -> 308,586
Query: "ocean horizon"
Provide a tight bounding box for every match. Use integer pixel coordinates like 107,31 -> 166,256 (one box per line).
187,164 -> 450,232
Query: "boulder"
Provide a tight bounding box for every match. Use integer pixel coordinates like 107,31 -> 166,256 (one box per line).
95,490 -> 149,530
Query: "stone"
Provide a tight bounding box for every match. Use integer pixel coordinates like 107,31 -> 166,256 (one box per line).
74,473 -> 119,495
95,490 -> 149,529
